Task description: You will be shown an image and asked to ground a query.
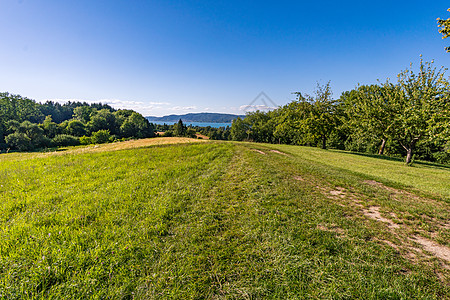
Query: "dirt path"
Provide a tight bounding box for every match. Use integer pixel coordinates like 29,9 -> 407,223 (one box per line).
312,180 -> 450,268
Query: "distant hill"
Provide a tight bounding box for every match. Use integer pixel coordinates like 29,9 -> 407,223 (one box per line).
146,112 -> 245,123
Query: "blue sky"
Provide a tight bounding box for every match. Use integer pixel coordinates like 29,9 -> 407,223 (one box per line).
1,0 -> 449,116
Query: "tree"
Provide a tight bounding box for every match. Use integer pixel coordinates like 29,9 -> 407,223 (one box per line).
42,115 -> 60,138
91,130 -> 111,144
66,120 -> 86,137
390,59 -> 450,164
73,106 -> 96,123
343,84 -> 397,155
272,100 -> 312,145
5,120 -> 50,150
119,112 -> 154,138
437,8 -> 450,52
173,119 -> 187,137
230,117 -> 249,141
5,132 -> 32,151
87,109 -> 118,135
293,82 -> 337,149
51,134 -> 80,147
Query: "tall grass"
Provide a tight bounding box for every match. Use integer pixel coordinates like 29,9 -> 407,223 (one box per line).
0,141 -> 448,298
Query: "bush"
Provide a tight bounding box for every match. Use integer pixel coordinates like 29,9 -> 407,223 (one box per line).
51,134 -> 80,147
432,151 -> 450,165
79,135 -> 92,145
91,130 -> 111,144
34,135 -> 52,149
5,132 -> 33,151
162,131 -> 173,137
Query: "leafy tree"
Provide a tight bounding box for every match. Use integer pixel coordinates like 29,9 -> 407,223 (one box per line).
42,115 -> 60,138
293,82 -> 337,149
91,130 -> 111,144
86,109 -> 117,134
273,99 -> 313,145
437,8 -> 450,52
390,59 -> 450,164
120,112 -> 154,138
5,133 -> 32,151
79,135 -> 92,145
66,120 -> 86,137
343,84 -> 397,155
230,117 -> 249,141
0,93 -> 44,144
73,106 -> 96,123
51,134 -> 80,147
244,111 -> 275,143
5,120 -> 50,150
173,119 -> 187,137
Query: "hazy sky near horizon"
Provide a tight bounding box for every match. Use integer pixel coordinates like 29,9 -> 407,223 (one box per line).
1,1 -> 449,116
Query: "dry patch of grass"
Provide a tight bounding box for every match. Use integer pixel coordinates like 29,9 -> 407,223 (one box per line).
51,137 -> 208,155
252,149 -> 266,155
315,180 -> 450,269
270,149 -> 288,156
195,133 -> 210,140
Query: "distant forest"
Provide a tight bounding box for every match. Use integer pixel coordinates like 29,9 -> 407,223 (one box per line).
0,93 -> 154,151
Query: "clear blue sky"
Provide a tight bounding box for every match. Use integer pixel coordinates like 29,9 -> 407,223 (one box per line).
1,0 -> 449,116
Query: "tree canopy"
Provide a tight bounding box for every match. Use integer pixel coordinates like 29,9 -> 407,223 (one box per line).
0,93 -> 155,151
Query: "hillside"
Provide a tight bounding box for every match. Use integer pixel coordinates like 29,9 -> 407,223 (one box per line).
0,139 -> 449,298
146,112 -> 245,123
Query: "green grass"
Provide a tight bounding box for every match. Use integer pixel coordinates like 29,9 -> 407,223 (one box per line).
0,141 -> 449,299
261,143 -> 450,200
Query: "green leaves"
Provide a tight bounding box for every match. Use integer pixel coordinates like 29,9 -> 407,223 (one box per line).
437,8 -> 450,52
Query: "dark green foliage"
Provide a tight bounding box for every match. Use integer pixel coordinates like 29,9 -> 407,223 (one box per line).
42,116 -> 60,139
65,120 -> 86,137
119,112 -> 154,138
0,92 -> 155,151
91,130 -> 111,144
4,132 -> 33,151
173,119 -> 187,136
5,120 -> 51,151
51,134 -> 80,147
79,135 -> 92,145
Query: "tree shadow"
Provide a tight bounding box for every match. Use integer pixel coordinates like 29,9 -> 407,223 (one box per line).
329,150 -> 450,171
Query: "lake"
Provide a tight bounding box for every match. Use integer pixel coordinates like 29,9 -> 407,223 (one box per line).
150,121 -> 232,128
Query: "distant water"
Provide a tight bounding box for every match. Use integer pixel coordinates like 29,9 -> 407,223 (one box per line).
150,121 -> 231,128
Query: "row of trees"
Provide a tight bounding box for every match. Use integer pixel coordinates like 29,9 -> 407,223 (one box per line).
0,93 -> 154,151
231,59 -> 450,164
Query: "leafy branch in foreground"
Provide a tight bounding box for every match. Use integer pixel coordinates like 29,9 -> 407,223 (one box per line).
437,8 -> 450,52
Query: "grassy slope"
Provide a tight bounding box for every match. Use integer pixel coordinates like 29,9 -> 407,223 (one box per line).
0,140 -> 449,299
263,143 -> 450,199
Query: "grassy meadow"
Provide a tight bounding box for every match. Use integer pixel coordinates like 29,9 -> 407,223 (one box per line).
0,138 -> 449,299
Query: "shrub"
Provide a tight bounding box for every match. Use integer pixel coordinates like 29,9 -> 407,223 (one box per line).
163,131 -> 173,137
91,130 -> 111,144
79,135 -> 92,145
5,132 -> 33,151
51,134 -> 80,147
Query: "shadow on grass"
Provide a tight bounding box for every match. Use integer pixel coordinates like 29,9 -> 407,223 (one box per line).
328,150 -> 450,171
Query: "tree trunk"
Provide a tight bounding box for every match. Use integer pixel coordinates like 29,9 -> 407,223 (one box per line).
321,135 -> 326,149
378,139 -> 386,155
405,148 -> 413,164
